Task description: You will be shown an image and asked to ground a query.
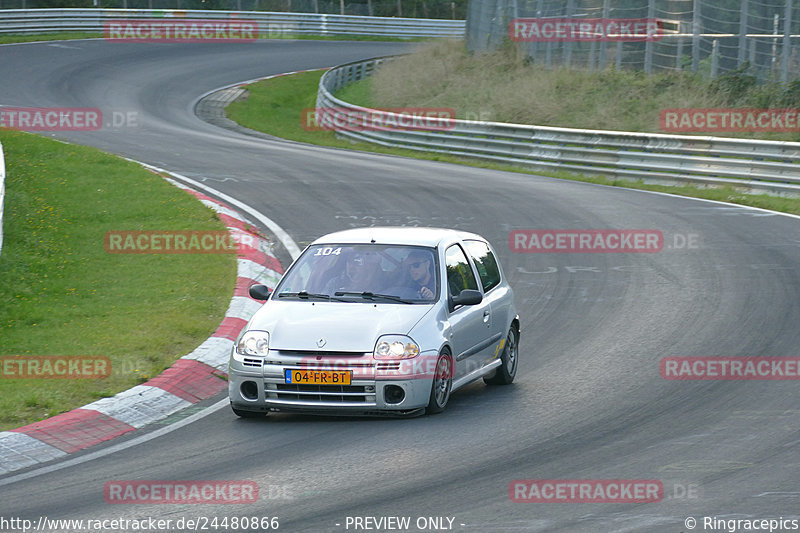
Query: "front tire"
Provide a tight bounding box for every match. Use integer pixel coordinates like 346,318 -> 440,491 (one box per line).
484,326 -> 519,385
426,350 -> 453,415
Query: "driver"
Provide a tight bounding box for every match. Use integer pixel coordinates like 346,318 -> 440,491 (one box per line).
324,250 -> 371,294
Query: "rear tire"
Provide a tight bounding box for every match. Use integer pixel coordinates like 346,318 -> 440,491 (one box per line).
484,326 -> 519,385
426,350 -> 453,415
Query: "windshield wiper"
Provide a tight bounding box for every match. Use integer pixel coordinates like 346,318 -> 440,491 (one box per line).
278,291 -> 331,300
334,291 -> 414,304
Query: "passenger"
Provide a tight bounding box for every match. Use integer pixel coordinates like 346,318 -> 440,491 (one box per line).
403,250 -> 436,300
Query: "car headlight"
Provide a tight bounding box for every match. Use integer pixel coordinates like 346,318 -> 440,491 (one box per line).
374,335 -> 420,359
236,330 -> 270,357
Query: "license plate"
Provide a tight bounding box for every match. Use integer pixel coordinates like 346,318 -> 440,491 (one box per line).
285,369 -> 352,385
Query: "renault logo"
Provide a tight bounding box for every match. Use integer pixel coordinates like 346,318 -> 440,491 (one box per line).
316,338 -> 326,348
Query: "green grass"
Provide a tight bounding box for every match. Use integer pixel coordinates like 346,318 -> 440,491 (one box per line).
225,69 -> 800,216
227,69 -> 504,156
336,77 -> 375,107
0,131 -> 237,430
0,32 -> 103,44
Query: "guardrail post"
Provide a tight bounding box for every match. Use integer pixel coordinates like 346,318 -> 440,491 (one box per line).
598,0 -> 610,70
692,0 -> 701,72
644,0 -> 654,74
738,0 -> 749,67
465,0 -> 480,52
489,0 -> 508,51
781,0 -> 792,84
477,0 -> 494,53
772,13 -> 779,71
711,39 -> 719,77
563,0 -> 573,67
545,41 -> 552,69
528,0 -> 544,62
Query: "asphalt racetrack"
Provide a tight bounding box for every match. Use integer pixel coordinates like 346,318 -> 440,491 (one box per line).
1,38 -> 800,532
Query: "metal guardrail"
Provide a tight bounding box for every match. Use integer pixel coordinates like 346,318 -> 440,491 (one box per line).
0,141 -> 5,261
317,57 -> 800,196
0,9 -> 465,38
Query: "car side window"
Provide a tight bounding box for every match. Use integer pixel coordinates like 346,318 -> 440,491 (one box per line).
445,244 -> 479,297
464,240 -> 501,293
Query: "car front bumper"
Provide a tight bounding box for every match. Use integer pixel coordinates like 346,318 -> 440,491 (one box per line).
228,353 -> 436,414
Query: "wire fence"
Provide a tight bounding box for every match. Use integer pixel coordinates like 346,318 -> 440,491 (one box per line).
466,0 -> 800,83
0,0 -> 466,19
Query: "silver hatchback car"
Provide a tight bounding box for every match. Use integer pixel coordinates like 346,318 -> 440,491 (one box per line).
228,227 -> 519,417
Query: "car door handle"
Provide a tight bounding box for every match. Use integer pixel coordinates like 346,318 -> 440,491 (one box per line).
483,310 -> 490,323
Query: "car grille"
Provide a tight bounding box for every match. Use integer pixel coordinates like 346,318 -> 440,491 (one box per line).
243,350 -> 372,370
266,382 -> 375,404
290,361 -> 374,370
246,359 -> 402,381
274,350 -> 367,358
261,351 -> 380,406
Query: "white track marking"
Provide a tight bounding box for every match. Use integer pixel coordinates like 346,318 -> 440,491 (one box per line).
0,399 -> 228,487
141,163 -> 302,259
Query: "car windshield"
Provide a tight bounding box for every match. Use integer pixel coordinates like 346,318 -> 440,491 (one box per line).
274,244 -> 439,303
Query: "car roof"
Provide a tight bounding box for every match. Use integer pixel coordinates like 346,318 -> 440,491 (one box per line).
310,227 -> 486,248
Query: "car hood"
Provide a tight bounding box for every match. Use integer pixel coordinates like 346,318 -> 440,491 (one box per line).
248,300 -> 434,352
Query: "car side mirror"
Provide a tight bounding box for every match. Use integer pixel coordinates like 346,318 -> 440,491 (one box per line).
449,289 -> 482,312
249,284 -> 271,301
